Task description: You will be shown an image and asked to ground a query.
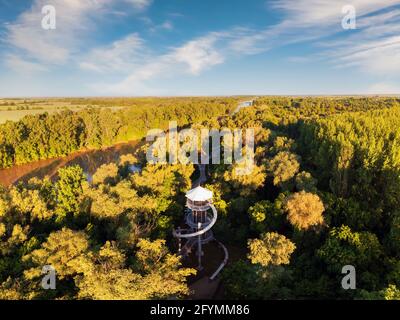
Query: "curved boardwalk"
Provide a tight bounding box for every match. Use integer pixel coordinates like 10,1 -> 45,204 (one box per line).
188,99 -> 256,298
187,165 -> 229,299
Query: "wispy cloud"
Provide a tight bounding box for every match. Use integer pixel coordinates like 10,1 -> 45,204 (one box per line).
124,0 -> 153,10
96,33 -> 227,94
4,54 -> 49,74
80,33 -> 147,73
150,20 -> 174,32
322,11 -> 400,76
5,0 -> 109,65
3,0 -> 154,72
326,35 -> 400,75
230,0 -> 400,52
227,0 -> 400,77
2,0 -> 400,95
171,34 -> 224,75
91,1 -> 400,95
270,0 -> 398,26
367,82 -> 400,94
140,17 -> 174,33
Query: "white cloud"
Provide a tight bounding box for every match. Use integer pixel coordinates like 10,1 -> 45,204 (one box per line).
236,1 -> 399,45
96,0 -> 400,95
124,0 -> 152,10
159,20 -> 173,31
311,6 -> 400,76
171,35 -> 224,75
226,0 -> 400,77
3,0 -> 153,72
147,20 -> 174,33
80,33 -> 147,73
95,33 -> 227,95
271,0 -> 399,27
5,0 -> 112,65
331,36 -> 400,75
368,82 -> 400,94
4,54 -> 49,74
3,0 -> 400,94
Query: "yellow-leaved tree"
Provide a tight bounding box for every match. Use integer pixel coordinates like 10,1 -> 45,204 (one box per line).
22,228 -> 195,300
247,232 -> 296,267
285,191 -> 325,230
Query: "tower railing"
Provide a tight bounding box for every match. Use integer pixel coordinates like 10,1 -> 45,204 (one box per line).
173,204 -> 217,239
185,212 -> 213,229
186,199 -> 212,211
173,191 -> 228,279
186,203 -> 211,211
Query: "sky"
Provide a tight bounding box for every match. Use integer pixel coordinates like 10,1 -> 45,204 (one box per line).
0,0 -> 400,97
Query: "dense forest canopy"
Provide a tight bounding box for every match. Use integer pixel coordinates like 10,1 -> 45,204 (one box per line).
0,97 -> 239,168
1,96 -> 400,300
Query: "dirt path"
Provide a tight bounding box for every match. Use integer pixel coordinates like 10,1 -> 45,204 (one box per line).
190,277 -> 221,300
192,164 -> 207,187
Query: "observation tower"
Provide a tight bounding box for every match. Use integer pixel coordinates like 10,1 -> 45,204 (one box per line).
173,186 -> 228,278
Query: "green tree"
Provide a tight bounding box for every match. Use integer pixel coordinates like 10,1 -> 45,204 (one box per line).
248,200 -> 285,233
55,166 -> 86,222
295,171 -> 317,193
318,225 -> 383,289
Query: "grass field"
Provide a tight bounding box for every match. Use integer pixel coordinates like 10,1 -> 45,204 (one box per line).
0,99 -> 124,124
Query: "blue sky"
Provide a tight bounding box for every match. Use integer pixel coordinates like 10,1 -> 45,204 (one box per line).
0,0 -> 400,97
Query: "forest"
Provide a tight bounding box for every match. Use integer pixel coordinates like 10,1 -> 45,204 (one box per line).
0,97 -> 238,168
0,96 -> 400,300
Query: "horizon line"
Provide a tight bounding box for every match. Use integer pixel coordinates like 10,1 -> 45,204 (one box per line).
1,94 -> 400,99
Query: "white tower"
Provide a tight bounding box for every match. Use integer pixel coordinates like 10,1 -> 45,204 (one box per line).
173,186 -> 217,270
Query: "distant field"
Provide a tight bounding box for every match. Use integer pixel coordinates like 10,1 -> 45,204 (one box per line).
0,99 -> 125,124
0,96 -> 245,124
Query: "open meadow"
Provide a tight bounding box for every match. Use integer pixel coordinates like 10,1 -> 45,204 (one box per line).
0,99 -> 126,124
